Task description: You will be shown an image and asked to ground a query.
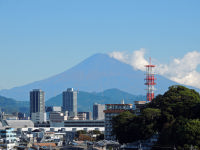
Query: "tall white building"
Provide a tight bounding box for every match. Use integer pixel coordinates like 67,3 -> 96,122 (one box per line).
30,89 -> 46,123
62,88 -> 77,117
104,103 -> 133,140
93,103 -> 105,120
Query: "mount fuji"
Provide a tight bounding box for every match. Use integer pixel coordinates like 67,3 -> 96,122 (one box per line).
0,53 -> 194,101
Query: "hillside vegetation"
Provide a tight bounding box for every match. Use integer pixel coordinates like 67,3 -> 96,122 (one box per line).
0,95 -> 29,114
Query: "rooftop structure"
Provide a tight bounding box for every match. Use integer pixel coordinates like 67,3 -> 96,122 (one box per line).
64,120 -> 105,128
5,120 -> 34,128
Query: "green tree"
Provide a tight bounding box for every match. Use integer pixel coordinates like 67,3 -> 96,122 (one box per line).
171,118 -> 200,148
150,85 -> 200,148
76,130 -> 87,138
112,85 -> 200,149
89,130 -> 101,135
112,111 -> 136,144
112,109 -> 161,144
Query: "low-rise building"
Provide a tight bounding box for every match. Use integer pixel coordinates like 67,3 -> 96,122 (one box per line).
78,112 -> 92,120
50,111 -> 68,127
77,112 -> 87,120
46,106 -> 62,120
0,128 -> 18,150
134,101 -> 146,115
0,112 -> 18,120
31,112 -> 47,123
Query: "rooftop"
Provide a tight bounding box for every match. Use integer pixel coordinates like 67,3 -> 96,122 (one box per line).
105,104 -> 133,106
6,120 -> 34,128
33,143 -> 56,147
104,110 -> 130,113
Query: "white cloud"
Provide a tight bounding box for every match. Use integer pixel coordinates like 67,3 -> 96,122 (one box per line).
109,51 -> 128,64
109,48 -> 148,71
109,49 -> 200,89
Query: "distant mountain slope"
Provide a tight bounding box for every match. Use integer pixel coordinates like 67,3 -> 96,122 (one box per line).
46,88 -> 146,111
0,95 -> 29,114
0,53 -> 195,101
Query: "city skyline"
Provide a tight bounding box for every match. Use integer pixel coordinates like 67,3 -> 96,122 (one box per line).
0,1 -> 200,89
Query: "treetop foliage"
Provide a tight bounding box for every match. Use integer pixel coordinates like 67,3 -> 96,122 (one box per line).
112,85 -> 200,149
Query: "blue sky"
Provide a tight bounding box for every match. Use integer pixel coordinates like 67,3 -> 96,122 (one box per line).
0,0 -> 200,89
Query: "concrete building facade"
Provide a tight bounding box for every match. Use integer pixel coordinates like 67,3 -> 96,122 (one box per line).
46,106 -> 62,120
30,89 -> 46,123
77,112 -> 87,120
78,112 -> 92,120
93,103 -> 105,120
50,111 -> 68,127
0,128 -> 18,149
62,88 -> 77,117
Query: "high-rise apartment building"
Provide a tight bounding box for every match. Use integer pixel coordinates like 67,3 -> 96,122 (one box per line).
104,103 -> 133,140
93,103 -> 105,120
30,89 -> 46,123
62,88 -> 77,117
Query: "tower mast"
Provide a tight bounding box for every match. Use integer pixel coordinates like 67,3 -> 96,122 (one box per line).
145,57 -> 156,102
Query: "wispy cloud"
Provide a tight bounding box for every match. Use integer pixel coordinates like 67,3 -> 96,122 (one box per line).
109,49 -> 200,89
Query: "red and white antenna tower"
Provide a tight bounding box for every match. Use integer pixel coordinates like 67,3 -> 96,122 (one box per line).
145,57 -> 156,102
